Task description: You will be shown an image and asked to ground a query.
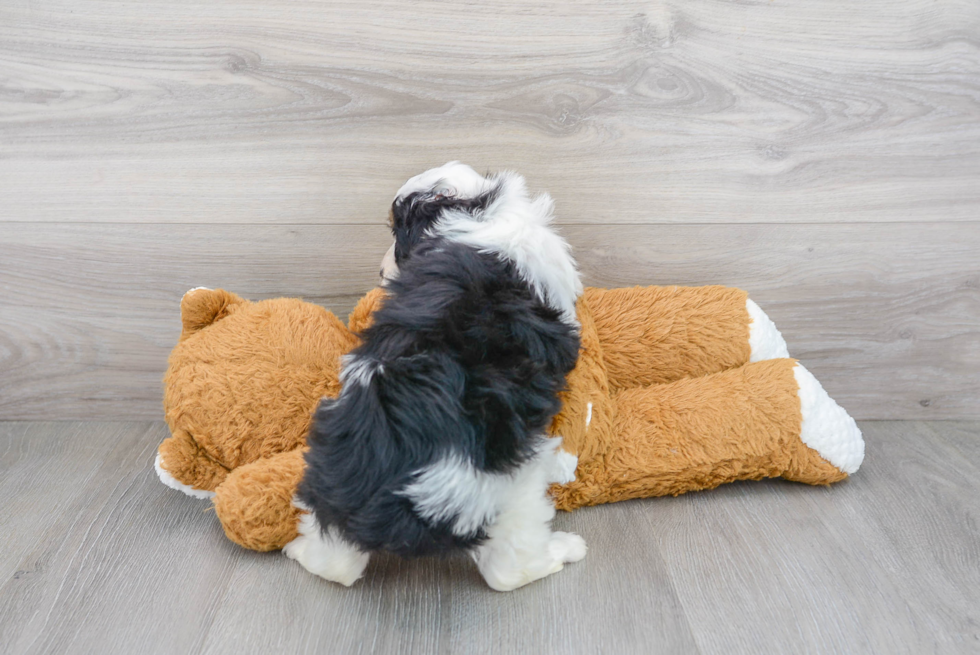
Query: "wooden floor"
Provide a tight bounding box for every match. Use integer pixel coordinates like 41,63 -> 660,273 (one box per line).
1,421 -> 977,654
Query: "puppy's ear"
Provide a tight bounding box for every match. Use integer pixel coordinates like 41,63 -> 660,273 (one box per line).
431,186 -> 456,201
390,192 -> 454,264
389,180 -> 499,263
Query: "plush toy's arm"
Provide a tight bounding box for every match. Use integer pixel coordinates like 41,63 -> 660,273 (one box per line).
583,286 -> 788,391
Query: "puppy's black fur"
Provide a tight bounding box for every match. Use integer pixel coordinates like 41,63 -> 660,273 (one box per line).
298,207 -> 579,558
389,189 -> 499,264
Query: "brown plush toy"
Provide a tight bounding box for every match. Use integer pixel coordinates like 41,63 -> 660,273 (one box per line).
156,285 -> 864,569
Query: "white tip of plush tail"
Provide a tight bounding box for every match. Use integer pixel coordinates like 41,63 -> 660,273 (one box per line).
793,364 -> 865,474
746,298 -> 790,362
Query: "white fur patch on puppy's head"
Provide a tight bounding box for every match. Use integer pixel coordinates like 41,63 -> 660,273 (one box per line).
389,162 -> 583,324
394,161 -> 491,203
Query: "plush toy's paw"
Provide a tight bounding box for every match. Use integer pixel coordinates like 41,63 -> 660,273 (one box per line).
154,452 -> 217,500
549,531 -> 588,563
794,363 -> 865,474
283,504 -> 370,587
155,429 -> 230,495
747,298 -> 790,362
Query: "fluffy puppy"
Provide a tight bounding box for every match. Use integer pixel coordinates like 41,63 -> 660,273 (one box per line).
286,162 -> 586,591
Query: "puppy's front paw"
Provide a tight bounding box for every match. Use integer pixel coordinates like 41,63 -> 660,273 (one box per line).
549,531 -> 587,563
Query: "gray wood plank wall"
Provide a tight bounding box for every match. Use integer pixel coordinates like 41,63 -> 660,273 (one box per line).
1,0 -> 978,420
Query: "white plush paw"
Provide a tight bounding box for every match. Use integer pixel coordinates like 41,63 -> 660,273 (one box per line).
549,531 -> 587,563
153,453 -> 215,500
794,363 -> 865,474
747,298 -> 790,361
283,510 -> 370,587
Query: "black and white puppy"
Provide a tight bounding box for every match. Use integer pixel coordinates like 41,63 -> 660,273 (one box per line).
284,162 -> 586,591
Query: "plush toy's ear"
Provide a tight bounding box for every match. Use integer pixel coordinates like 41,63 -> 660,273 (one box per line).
179,287 -> 247,341
347,287 -> 389,334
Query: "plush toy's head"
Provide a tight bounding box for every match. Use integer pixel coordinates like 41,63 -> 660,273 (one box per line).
158,288 -> 360,493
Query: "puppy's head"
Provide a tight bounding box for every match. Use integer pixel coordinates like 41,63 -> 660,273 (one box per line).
381,162 -> 499,282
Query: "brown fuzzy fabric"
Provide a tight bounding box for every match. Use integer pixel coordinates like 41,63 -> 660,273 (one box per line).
214,449 -> 307,551
161,290 -> 358,491
347,287 -> 388,333
179,288 -> 246,341
551,359 -> 845,510
158,426 -> 230,490
584,285 -> 751,391
159,285 -> 851,552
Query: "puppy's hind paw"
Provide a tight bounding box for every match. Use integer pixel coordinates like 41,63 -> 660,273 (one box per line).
549,531 -> 587,563
283,509 -> 370,587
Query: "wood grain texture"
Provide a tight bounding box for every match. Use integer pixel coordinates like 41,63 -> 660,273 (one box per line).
1,420 -> 978,654
649,421 -> 980,654
1,0 -> 979,224
573,222 -> 980,420
1,221 -> 977,420
1,0 -> 978,420
0,422 -> 244,654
